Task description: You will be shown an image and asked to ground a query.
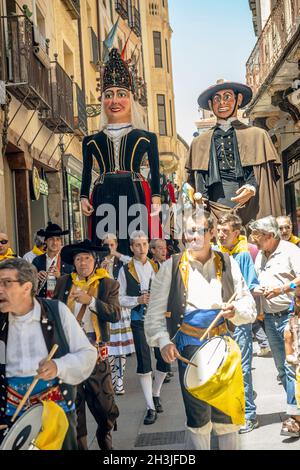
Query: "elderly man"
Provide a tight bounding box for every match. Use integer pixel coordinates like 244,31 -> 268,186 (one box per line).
186,80 -> 282,223
249,216 -> 300,437
149,239 -> 167,267
33,223 -> 73,298
53,240 -> 120,450
277,215 -> 300,248
23,233 -> 46,263
118,231 -> 169,425
0,259 -> 97,450
0,233 -> 16,262
145,210 -> 256,450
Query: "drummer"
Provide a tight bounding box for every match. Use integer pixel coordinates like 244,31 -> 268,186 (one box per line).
145,209 -> 257,450
0,259 -> 97,450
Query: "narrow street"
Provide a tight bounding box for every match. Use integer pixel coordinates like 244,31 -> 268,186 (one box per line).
87,343 -> 300,451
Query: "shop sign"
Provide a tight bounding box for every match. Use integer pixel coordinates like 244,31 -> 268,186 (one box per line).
31,166 -> 41,201
0,81 -> 5,105
40,179 -> 48,196
288,159 -> 300,179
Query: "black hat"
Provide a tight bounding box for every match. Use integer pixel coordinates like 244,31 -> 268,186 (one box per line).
37,222 -> 69,240
102,48 -> 132,93
197,80 -> 253,110
60,239 -> 109,266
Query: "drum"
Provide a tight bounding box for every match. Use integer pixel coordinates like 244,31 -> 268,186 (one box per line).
0,404 -> 43,450
184,336 -> 245,425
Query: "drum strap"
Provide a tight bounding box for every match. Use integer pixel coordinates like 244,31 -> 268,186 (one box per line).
180,322 -> 228,339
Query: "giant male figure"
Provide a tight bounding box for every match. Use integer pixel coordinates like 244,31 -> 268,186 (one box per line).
186,80 -> 283,223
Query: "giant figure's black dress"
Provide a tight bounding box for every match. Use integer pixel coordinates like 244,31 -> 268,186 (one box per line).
80,128 -> 161,255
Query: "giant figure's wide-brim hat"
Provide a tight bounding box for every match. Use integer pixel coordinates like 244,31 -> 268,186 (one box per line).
37,222 -> 69,239
60,239 -> 109,266
197,80 -> 253,110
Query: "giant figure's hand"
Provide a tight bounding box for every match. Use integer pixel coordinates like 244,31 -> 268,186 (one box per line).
81,198 -> 94,217
231,186 -> 255,206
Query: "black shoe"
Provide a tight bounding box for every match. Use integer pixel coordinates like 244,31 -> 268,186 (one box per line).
143,409 -> 157,425
153,396 -> 164,413
167,371 -> 174,378
163,375 -> 171,384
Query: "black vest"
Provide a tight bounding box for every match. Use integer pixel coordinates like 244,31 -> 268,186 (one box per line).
166,252 -> 235,340
123,266 -> 141,297
0,299 -> 76,424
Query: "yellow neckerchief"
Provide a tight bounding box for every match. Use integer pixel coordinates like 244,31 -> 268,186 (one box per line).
0,248 -> 15,262
68,268 -> 110,342
127,258 -> 159,284
179,250 -> 223,290
290,234 -> 300,245
32,245 -> 45,256
218,235 -> 249,256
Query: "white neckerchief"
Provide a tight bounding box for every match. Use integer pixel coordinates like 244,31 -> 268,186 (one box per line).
217,116 -> 237,132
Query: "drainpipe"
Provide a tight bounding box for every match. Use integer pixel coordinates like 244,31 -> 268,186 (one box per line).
77,9 -> 86,96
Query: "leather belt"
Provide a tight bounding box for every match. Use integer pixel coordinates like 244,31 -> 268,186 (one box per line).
179,321 -> 228,339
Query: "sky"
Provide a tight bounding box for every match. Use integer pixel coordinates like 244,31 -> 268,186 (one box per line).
169,0 -> 256,144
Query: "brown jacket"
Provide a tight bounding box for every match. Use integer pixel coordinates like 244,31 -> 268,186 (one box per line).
53,275 -> 121,343
186,120 -> 283,221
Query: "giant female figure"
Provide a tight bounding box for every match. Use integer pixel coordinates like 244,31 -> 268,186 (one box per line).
80,49 -> 161,255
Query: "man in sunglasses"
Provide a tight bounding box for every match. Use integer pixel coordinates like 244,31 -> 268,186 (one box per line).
0,233 -> 16,262
145,209 -> 256,450
276,215 -> 300,248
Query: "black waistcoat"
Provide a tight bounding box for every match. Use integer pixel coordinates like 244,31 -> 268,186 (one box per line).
0,299 -> 76,424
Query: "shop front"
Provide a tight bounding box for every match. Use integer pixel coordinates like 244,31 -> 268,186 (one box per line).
283,139 -> 300,235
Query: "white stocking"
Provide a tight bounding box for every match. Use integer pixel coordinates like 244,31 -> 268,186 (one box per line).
139,373 -> 155,410
152,370 -> 166,397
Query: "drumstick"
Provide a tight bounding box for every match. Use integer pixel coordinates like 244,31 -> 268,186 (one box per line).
200,292 -> 238,342
175,353 -> 197,368
11,344 -> 59,423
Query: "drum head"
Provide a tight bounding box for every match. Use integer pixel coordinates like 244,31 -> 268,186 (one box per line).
184,337 -> 227,390
0,404 -> 43,450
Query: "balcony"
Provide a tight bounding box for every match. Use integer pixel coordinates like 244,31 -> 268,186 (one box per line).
115,0 -> 129,20
74,83 -> 88,136
129,5 -> 141,37
61,0 -> 80,19
40,60 -> 74,133
5,14 -> 51,110
246,0 -> 300,100
137,80 -> 148,108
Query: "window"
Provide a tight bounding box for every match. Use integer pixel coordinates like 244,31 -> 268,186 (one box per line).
169,99 -> 174,136
165,39 -> 169,73
153,31 -> 163,68
157,94 -> 167,136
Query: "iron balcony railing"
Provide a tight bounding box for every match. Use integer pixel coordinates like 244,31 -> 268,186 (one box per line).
74,83 -> 88,136
246,0 -> 300,98
61,0 -> 80,19
40,59 -> 74,133
5,14 -> 51,110
129,5 -> 141,37
115,0 -> 129,20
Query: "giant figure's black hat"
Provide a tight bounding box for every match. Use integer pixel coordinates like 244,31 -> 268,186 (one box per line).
102,48 -> 132,93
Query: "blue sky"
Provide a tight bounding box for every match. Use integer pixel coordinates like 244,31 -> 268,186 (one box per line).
169,0 -> 256,144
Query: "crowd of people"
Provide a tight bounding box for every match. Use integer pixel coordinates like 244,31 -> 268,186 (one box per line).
0,210 -> 299,450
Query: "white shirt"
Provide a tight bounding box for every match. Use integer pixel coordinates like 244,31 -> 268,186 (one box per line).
6,299 -> 97,385
145,251 -> 257,350
23,251 -> 37,263
118,259 -> 156,309
255,240 -> 300,313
